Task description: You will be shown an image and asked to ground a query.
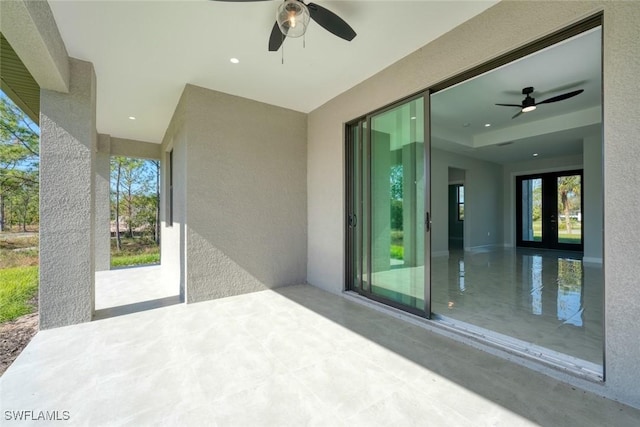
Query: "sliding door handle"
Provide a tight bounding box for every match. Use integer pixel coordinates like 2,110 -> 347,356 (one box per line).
348,214 -> 358,228
425,211 -> 431,232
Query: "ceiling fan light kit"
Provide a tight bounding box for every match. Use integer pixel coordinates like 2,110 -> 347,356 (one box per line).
277,0 -> 310,38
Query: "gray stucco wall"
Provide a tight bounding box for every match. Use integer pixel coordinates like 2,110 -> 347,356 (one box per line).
110,137 -> 161,160
307,0 -> 640,409
95,134 -> 111,271
160,85 -> 307,303
160,89 -> 188,301
39,58 -> 96,329
0,0 -> 69,92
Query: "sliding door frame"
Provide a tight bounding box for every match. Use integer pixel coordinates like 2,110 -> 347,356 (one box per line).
345,91 -> 431,318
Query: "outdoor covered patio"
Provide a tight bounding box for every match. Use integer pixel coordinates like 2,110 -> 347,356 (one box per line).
1,268 -> 639,426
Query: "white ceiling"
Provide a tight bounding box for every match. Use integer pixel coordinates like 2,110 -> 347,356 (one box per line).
47,0 -> 498,143
372,27 -> 602,165
431,27 -> 602,164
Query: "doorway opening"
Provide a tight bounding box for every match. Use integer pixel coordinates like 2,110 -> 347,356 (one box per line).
109,156 -> 160,269
448,168 -> 466,251
94,156 -> 180,319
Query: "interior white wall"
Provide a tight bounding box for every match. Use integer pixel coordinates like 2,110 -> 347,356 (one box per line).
307,0 -> 640,409
431,148 -> 503,255
583,134 -> 603,263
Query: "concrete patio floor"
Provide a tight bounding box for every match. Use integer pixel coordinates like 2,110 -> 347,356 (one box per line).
1,268 -> 639,426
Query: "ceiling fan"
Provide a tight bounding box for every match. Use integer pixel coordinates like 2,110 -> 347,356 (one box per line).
496,86 -> 584,119
212,0 -> 356,52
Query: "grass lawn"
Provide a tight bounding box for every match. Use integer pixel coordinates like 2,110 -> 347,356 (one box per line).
531,221 -> 582,244
0,233 -> 159,324
0,266 -> 38,323
111,236 -> 160,268
1,233 -> 40,323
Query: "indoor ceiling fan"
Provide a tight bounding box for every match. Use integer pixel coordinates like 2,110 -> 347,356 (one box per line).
212,0 -> 356,52
496,86 -> 584,119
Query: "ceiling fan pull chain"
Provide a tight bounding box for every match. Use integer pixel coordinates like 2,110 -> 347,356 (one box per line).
282,38 -> 285,65
303,33 -> 306,49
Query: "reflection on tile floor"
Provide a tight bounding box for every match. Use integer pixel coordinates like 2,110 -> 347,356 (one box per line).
431,247 -> 603,365
367,247 -> 603,366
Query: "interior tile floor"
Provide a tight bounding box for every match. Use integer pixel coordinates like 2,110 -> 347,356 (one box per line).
431,247 -> 603,366
2,273 -> 637,426
370,247 -> 602,367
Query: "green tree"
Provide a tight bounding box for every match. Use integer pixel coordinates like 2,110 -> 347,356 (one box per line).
532,184 -> 542,221
110,157 -> 158,249
390,164 -> 403,201
111,157 -> 144,247
558,175 -> 581,235
0,95 -> 39,231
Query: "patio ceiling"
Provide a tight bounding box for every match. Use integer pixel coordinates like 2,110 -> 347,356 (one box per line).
46,0 -> 498,143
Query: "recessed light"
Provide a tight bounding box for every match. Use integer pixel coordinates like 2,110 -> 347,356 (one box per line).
484,123 -> 491,127
410,116 -> 416,120
533,153 -> 539,157
230,58 -> 240,64
128,116 -> 136,120
462,123 -> 470,127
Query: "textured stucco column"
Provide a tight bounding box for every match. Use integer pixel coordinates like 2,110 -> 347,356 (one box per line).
95,134 -> 111,271
39,58 -> 97,329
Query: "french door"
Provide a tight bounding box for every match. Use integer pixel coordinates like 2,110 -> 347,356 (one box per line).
345,93 -> 431,316
516,170 -> 583,251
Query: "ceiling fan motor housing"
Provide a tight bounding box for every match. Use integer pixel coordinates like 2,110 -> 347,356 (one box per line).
522,87 -> 535,107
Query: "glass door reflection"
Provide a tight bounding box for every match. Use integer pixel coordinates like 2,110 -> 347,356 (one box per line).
369,97 -> 425,311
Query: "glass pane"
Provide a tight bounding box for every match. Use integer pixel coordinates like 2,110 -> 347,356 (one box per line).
521,178 -> 542,242
557,175 -> 582,245
458,185 -> 464,221
362,121 -> 370,291
351,124 -> 361,290
369,98 -> 424,309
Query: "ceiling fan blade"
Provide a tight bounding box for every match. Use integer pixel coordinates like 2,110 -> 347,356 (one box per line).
268,21 -> 284,52
495,103 -> 523,108
210,1 -> 272,2
512,110 -> 524,120
537,81 -> 587,96
307,2 -> 356,41
536,89 -> 584,105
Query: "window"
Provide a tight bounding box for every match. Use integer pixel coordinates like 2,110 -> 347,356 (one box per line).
457,185 -> 464,221
167,150 -> 173,227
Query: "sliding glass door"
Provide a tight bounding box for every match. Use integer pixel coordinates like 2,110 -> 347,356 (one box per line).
346,94 -> 431,315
